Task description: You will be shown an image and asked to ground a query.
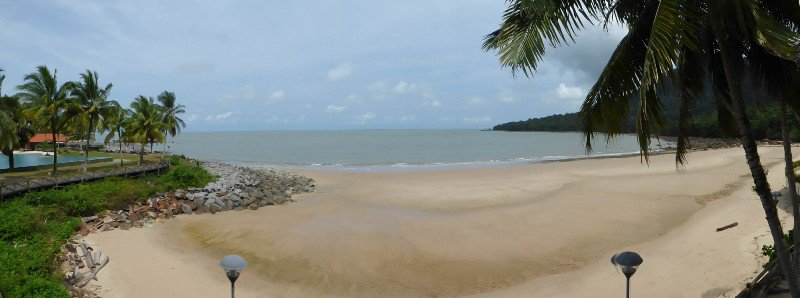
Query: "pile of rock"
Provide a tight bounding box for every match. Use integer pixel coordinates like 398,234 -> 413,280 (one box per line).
659,136 -> 743,151
179,162 -> 316,212
74,162 -> 315,234
62,162 -> 316,296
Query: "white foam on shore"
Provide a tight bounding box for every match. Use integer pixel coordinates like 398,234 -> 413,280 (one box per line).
219,147 -> 672,173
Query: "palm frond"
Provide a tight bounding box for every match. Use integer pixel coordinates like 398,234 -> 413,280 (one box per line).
750,1 -> 800,61
674,44 -> 706,165
484,0 -> 609,76
580,1 -> 655,153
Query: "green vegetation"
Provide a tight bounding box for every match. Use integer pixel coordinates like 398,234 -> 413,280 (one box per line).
762,230 -> 794,269
71,70 -> 115,172
127,96 -> 166,164
0,66 -> 186,175
493,85 -> 800,141
0,157 -> 211,297
155,157 -> 215,189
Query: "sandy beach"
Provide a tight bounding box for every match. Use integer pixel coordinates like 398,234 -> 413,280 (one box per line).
86,146 -> 796,297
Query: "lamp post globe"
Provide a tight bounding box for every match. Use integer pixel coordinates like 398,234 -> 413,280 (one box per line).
611,251 -> 643,298
220,255 -> 247,298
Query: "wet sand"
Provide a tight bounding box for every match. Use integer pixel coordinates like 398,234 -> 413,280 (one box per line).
87,146 -> 794,297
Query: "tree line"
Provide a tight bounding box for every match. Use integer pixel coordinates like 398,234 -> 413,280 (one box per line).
494,75 -> 800,141
493,102 -> 800,141
0,65 -> 186,175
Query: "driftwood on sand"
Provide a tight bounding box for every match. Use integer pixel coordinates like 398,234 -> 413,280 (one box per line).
716,222 -> 738,232
77,256 -> 109,288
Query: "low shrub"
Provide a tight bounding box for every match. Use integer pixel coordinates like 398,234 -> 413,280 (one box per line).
761,229 -> 794,269
155,160 -> 214,189
0,156 -> 214,296
0,199 -> 79,297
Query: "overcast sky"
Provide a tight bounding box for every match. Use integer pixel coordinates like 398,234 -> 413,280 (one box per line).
0,1 -> 627,131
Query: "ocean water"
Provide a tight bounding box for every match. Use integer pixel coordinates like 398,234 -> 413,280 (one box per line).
170,130 -> 668,171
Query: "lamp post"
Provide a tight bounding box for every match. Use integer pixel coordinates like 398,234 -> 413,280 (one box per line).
611,251 -> 643,298
220,255 -> 247,298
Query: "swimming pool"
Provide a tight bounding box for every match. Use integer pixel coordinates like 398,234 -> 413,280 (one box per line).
0,153 -> 111,170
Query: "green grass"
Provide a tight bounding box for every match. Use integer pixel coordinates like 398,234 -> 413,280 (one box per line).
0,156 -> 212,297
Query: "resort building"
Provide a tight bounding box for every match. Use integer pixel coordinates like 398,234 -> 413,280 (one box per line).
27,133 -> 69,150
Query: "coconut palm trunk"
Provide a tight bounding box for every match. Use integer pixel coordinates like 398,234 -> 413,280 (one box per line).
781,100 -> 800,261
139,142 -> 145,164
84,117 -> 92,172
161,130 -> 167,161
2,148 -> 14,172
718,34 -> 800,295
51,126 -> 58,175
119,131 -> 124,167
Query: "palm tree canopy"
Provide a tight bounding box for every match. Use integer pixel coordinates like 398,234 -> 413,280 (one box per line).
127,96 -> 165,145
157,91 -> 185,137
71,70 -> 116,137
485,0 -> 800,164
0,69 -> 18,150
104,102 -> 131,143
16,65 -> 76,133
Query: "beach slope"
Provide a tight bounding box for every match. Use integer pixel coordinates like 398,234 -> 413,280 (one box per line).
87,147 -> 793,297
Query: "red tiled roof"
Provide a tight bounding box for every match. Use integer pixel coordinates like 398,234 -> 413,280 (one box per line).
29,133 -> 69,143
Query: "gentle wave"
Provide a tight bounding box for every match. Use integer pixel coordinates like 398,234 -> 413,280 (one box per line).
221,149 -> 668,173
171,130 -> 673,172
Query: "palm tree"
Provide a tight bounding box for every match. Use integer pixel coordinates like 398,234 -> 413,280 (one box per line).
0,69 -> 33,172
72,70 -> 115,172
746,40 -> 800,263
0,98 -> 34,172
16,66 -> 75,176
104,103 -> 129,166
485,0 -> 800,294
127,96 -> 165,164
0,70 -> 15,168
157,91 -> 185,161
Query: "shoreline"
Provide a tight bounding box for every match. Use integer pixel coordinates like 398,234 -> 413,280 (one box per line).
219,148 -> 674,173
199,137 -> 761,173
83,146 -> 794,297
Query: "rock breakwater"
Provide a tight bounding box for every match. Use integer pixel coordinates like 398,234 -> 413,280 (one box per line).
63,162 -> 315,296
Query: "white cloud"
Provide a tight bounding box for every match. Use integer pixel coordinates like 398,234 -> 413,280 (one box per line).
216,111 -> 233,120
224,84 -> 256,101
554,83 -> 584,100
462,116 -> 492,123
355,112 -> 377,125
422,99 -> 442,107
223,85 -> 286,104
399,115 -> 416,121
356,112 -> 376,124
325,105 -> 346,113
467,97 -> 485,106
327,63 -> 353,81
393,81 -> 417,94
368,80 -> 388,92
497,92 -> 517,103
186,114 -> 198,123
345,94 -> 362,104
269,90 -> 285,100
